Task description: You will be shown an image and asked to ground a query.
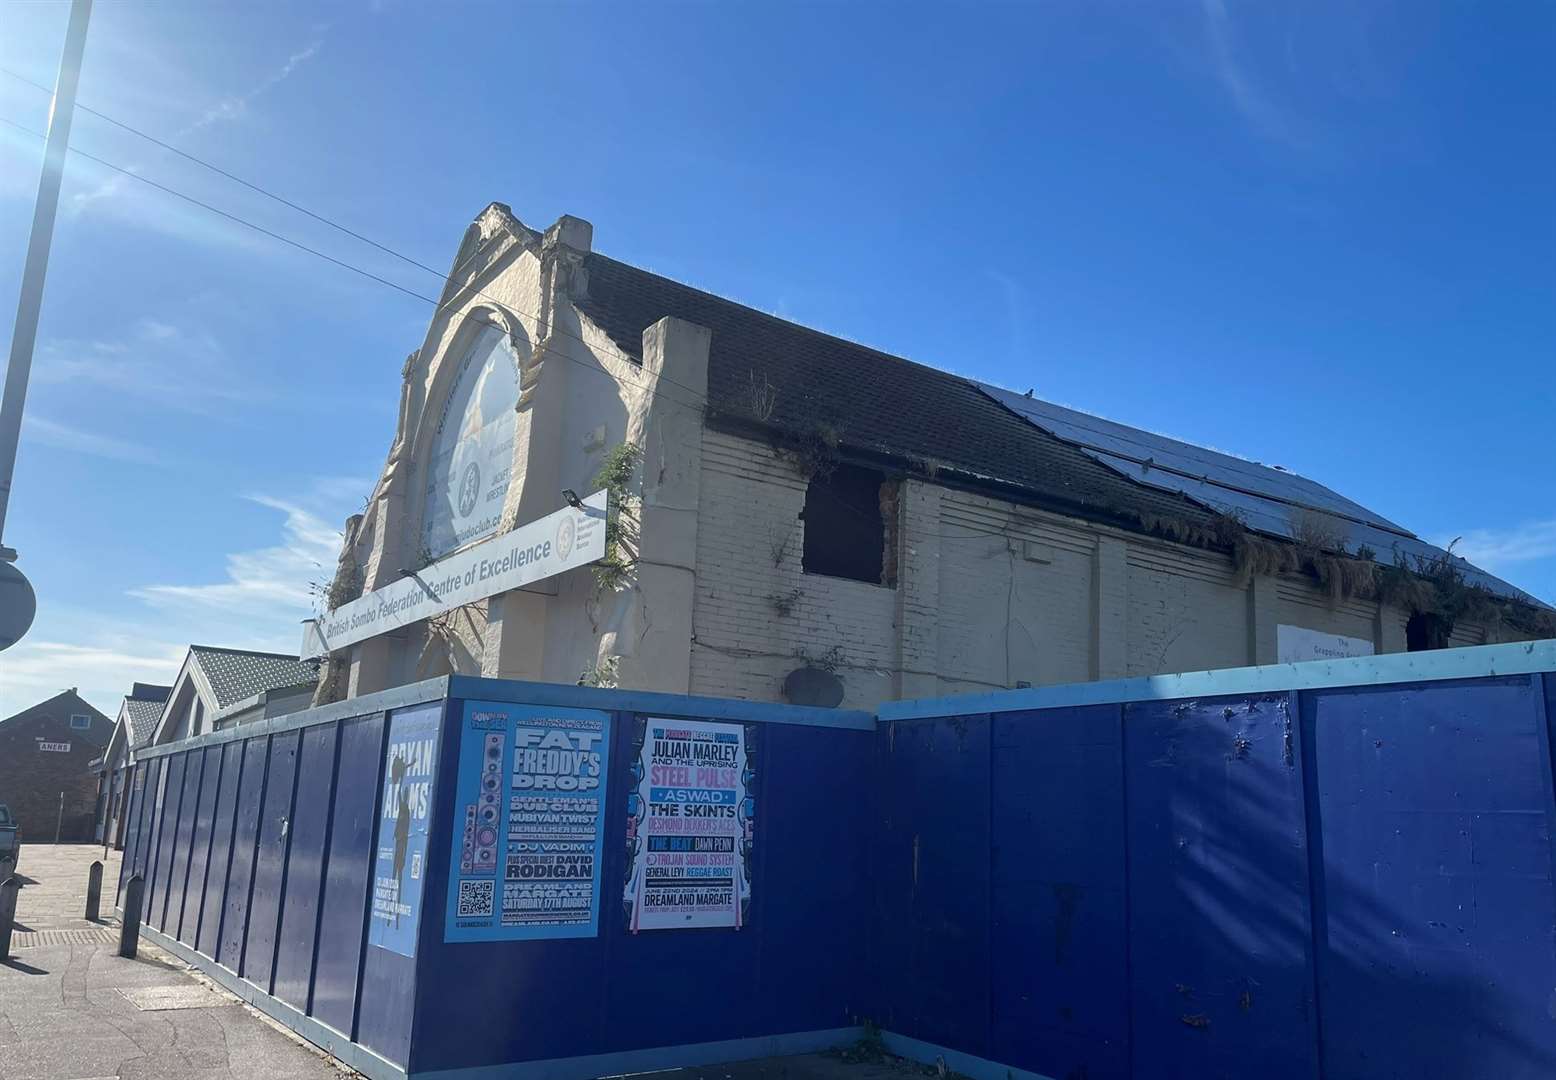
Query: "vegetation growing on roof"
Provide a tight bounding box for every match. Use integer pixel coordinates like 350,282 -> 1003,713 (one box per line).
772,418 -> 843,480
1133,506 -> 1554,639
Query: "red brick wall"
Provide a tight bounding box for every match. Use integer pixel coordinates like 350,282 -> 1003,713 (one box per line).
0,692 -> 112,844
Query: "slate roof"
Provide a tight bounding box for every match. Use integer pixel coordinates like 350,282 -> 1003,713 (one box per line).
122,696 -> 166,749
578,253 -> 1211,531
575,251 -> 1540,607
188,646 -> 316,709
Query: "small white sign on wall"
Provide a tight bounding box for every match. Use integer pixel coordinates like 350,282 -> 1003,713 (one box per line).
1277,624 -> 1375,664
38,741 -> 71,753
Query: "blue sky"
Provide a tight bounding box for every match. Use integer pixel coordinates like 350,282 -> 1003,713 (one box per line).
1,0 -> 1552,717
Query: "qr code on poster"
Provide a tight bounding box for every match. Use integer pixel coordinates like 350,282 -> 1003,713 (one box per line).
456,879 -> 494,918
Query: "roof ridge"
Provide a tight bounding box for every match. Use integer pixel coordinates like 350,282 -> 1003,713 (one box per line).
189,644 -> 304,661
584,252 -> 977,385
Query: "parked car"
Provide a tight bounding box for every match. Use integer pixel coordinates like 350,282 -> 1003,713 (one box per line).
0,804 -> 18,876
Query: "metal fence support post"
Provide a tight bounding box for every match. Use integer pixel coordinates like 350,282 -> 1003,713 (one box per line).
119,873 -> 143,959
85,860 -> 102,921
0,877 -> 18,960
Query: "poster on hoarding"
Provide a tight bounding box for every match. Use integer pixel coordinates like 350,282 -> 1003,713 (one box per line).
623,717 -> 757,932
369,704 -> 442,957
444,701 -> 611,942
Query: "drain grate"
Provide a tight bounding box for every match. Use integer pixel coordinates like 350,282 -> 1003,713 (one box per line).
13,927 -> 118,947
118,984 -> 232,1011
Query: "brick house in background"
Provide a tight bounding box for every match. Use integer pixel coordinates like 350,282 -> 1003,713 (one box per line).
0,689 -> 112,843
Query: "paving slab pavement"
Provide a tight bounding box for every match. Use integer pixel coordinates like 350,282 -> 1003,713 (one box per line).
0,844 -> 353,1079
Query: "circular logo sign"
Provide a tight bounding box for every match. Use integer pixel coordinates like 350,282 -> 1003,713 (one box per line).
555,515 -> 576,561
457,461 -> 481,517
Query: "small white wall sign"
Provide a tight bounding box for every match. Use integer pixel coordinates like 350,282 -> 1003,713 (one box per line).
1277,624 -> 1375,664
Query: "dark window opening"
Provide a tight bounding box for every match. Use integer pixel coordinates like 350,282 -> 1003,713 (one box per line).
801,464 -> 898,586
1406,611 -> 1452,652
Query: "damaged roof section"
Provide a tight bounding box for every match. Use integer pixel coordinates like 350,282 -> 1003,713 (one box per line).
573,249 -> 1542,609
578,253 -> 1215,530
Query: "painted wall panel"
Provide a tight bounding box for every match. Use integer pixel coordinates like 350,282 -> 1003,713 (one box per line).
244,731 -> 300,991
161,750 -> 205,934
273,721 -> 339,1012
147,753 -> 187,929
311,712 -> 385,1037
177,745 -> 224,945
1122,694 -> 1317,1079
1307,678 -> 1556,1080
197,740 -> 245,959
874,714 -> 992,1053
219,738 -> 271,971
989,705 -> 1130,1080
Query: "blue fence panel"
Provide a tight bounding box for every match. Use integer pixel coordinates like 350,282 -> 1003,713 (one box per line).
874,714 -> 992,1053
117,758 -> 155,903
754,723 -> 872,1033
245,730 -> 300,992
1122,694 -> 1318,1080
274,720 -> 339,1013
312,712 -> 386,1036
147,752 -> 187,927
161,750 -> 205,933
989,705 -> 1130,1080
219,737 -> 270,970
177,745 -> 224,945
358,704 -> 444,1067
1307,677 -> 1556,1080
197,740 -> 245,958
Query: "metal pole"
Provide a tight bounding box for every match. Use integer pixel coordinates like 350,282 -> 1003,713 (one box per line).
119,873 -> 142,958
54,791 -> 63,844
85,859 -> 101,921
0,0 -> 94,552
0,878 -> 17,961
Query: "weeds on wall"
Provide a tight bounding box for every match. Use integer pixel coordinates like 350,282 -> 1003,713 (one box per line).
577,655 -> 620,688
592,442 -> 643,592
773,419 -> 843,481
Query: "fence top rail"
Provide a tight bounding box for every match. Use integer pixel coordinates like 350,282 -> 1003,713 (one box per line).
135,673 -> 878,760
446,675 -> 876,730
134,676 -> 452,760
879,638 -> 1556,722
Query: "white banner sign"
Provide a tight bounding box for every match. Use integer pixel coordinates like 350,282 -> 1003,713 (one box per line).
38,741 -> 70,753
1277,624 -> 1375,664
303,490 -> 607,659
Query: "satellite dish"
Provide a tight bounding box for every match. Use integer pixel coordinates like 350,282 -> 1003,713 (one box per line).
0,562 -> 36,651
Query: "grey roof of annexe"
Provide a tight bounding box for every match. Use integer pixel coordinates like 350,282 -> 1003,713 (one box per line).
188,645 -> 316,710
573,248 -> 1542,609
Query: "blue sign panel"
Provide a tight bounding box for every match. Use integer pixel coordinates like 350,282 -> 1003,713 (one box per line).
369,704 -> 442,957
444,701 -> 611,942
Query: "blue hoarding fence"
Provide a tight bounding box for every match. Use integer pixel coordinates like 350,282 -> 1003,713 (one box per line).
117,641 -> 1556,1080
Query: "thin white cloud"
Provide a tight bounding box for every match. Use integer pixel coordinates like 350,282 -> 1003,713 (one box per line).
132,495 -> 344,619
1199,0 -> 1306,148
36,316 -> 257,415
22,415 -> 164,465
0,476 -> 366,717
71,31 -> 328,214
1437,519 -> 1556,573
1,639 -> 188,721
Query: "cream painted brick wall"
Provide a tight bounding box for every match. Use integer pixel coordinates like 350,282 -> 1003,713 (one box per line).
690,432 -> 897,708
688,428 -> 1516,707
1125,545 -> 1250,676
